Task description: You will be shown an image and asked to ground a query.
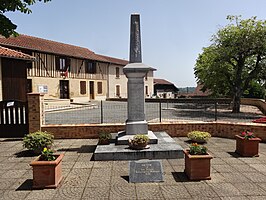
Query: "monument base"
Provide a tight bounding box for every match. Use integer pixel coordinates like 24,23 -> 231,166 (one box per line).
116,130 -> 158,145
125,120 -> 148,135
93,132 -> 184,161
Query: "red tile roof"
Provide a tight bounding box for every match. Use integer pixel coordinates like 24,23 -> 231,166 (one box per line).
154,78 -> 175,85
0,34 -> 107,62
98,54 -> 129,66
0,46 -> 35,60
193,84 -> 211,96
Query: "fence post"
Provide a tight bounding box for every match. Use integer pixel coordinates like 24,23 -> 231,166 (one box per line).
215,101 -> 218,121
100,100 -> 103,124
159,100 -> 162,122
27,93 -> 44,133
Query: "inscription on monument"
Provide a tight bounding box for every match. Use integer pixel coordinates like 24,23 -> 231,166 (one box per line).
130,14 -> 142,63
129,160 -> 164,183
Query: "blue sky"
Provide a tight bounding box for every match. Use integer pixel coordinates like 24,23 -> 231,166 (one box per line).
5,0 -> 266,87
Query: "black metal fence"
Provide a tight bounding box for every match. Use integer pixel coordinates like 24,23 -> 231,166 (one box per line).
43,99 -> 264,125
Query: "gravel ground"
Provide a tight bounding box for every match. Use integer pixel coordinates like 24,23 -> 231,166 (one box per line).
44,101 -> 265,125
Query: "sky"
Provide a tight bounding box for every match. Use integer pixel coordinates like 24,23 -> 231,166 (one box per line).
5,0 -> 266,87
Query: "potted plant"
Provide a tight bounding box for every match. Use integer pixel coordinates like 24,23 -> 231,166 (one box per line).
235,130 -> 261,157
30,147 -> 64,189
128,134 -> 150,150
98,132 -> 112,145
187,131 -> 211,143
183,143 -> 213,180
23,131 -> 54,155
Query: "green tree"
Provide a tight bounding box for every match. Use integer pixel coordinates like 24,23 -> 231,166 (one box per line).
243,80 -> 265,99
0,0 -> 51,38
194,16 -> 266,113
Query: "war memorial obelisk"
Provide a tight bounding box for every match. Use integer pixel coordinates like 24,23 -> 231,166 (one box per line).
94,13 -> 183,160
117,13 -> 157,144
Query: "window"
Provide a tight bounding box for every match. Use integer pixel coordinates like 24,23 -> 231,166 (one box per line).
116,85 -> 120,97
145,85 -> 148,96
80,81 -> 86,95
97,82 -> 103,94
85,61 -> 96,74
116,67 -> 120,78
56,56 -> 70,71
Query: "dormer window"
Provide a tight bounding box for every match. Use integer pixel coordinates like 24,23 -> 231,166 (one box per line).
56,56 -> 70,71
85,61 -> 96,74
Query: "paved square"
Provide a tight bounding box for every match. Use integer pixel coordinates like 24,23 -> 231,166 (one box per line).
0,136 -> 265,199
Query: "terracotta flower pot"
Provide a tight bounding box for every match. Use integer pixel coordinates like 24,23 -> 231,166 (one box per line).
183,149 -> 213,180
30,154 -> 64,189
235,135 -> 261,157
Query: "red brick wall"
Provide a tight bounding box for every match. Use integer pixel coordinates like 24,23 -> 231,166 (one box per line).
28,93 -> 44,133
41,121 -> 266,142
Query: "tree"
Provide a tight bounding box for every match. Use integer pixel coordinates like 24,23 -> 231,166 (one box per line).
243,80 -> 265,99
194,16 -> 266,113
0,0 -> 51,38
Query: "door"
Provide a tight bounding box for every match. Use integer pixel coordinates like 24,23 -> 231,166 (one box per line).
89,81 -> 94,100
60,80 -> 69,99
0,100 -> 28,137
116,85 -> 120,97
2,58 -> 27,101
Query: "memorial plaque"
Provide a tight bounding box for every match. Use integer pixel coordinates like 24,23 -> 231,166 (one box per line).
129,160 -> 164,183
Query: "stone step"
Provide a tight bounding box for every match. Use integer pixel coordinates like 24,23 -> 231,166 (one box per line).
94,132 -> 184,161
116,131 -> 158,145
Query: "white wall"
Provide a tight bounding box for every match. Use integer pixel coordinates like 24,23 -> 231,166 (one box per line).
145,70 -> 154,97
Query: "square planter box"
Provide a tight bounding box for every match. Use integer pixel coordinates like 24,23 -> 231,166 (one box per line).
183,149 -> 213,181
30,154 -> 64,189
235,135 -> 261,157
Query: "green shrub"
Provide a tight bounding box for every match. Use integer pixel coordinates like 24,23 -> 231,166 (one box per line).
129,134 -> 150,146
99,132 -> 112,141
189,143 -> 208,155
40,147 -> 56,161
23,131 -> 54,154
187,131 -> 211,142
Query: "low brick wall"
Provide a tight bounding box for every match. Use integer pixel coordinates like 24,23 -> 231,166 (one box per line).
42,121 -> 266,142
241,98 -> 266,115
42,124 -> 125,139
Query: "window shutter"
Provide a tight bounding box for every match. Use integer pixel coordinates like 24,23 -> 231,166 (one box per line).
65,58 -> 71,71
93,62 -> 97,73
116,67 -> 120,78
55,56 -> 60,70
97,82 -> 102,94
80,81 -> 86,95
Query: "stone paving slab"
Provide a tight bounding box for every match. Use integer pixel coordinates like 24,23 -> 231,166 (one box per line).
0,137 -> 266,199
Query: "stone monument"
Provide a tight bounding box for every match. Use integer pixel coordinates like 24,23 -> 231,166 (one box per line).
94,14 -> 183,161
117,14 -> 157,144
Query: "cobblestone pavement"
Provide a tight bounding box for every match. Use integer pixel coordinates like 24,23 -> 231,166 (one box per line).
0,137 -> 266,199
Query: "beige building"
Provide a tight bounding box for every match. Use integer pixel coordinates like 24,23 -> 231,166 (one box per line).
0,35 -> 155,101
100,55 -> 155,99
